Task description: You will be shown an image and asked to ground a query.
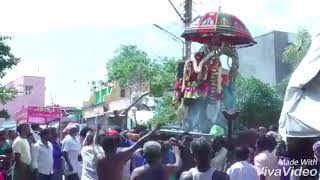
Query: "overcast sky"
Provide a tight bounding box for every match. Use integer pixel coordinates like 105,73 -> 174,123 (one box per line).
0,0 -> 319,107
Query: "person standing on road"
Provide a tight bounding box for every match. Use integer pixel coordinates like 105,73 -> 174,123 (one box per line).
226,146 -> 259,180
62,124 -> 81,180
49,127 -> 63,180
12,123 -> 32,180
32,128 -> 54,180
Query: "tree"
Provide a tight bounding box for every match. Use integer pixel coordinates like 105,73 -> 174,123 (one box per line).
0,109 -> 10,119
106,44 -> 179,96
0,35 -> 19,104
148,95 -> 178,126
283,29 -> 312,70
150,57 -> 177,97
277,29 -> 312,98
0,87 -> 17,105
106,45 -> 152,91
149,58 -> 180,126
236,76 -> 282,128
105,45 -> 180,126
275,76 -> 290,99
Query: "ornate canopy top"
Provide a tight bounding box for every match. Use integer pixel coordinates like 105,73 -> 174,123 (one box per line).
181,11 -> 256,47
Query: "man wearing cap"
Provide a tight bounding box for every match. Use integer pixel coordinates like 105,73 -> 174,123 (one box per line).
62,124 -> 81,180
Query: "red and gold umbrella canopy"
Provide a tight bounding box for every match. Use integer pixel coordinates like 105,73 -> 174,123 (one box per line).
181,12 -> 256,47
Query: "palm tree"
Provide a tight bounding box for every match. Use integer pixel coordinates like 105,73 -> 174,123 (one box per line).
283,29 -> 312,70
277,29 -> 312,98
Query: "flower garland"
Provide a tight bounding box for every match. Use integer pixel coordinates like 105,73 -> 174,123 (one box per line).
209,58 -> 222,103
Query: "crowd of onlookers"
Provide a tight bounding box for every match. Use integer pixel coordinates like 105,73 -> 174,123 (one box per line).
0,123 -> 319,180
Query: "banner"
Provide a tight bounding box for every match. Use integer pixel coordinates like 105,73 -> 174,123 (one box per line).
27,106 -> 62,119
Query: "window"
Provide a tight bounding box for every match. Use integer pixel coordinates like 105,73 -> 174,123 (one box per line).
25,86 -> 33,95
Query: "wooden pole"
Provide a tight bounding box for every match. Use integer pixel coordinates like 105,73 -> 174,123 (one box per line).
222,110 -> 240,142
184,0 -> 192,59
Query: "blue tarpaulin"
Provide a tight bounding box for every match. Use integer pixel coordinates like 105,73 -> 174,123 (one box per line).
0,121 -> 16,130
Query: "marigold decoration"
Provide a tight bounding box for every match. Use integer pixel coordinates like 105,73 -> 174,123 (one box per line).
175,10 -> 256,133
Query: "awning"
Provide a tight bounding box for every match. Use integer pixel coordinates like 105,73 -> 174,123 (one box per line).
279,34 -> 320,140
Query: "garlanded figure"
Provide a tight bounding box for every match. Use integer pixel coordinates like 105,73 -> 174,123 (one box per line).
175,10 -> 256,133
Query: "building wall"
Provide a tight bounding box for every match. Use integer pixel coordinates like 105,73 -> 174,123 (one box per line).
0,76 -> 46,118
237,32 -> 277,85
237,31 -> 291,85
274,31 -> 291,83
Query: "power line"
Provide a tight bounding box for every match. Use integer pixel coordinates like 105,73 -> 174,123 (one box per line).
168,0 -> 185,22
153,24 -> 185,59
153,24 -> 184,44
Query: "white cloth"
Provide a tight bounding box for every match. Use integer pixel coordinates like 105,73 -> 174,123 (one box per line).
254,151 -> 280,180
12,136 -> 31,165
189,167 -> 215,180
226,161 -> 259,180
267,131 -> 281,142
211,147 -> 228,171
81,145 -> 105,180
33,132 -> 41,143
62,134 -> 81,175
279,34 -> 320,140
117,147 -> 131,179
31,141 -> 54,175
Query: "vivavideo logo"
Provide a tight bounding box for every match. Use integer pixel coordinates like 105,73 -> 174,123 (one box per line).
262,167 -> 318,177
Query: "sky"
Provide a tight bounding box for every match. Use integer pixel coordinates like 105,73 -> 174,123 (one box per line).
0,0 -> 319,108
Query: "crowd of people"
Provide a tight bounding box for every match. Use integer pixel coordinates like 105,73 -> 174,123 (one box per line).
0,123 -> 318,180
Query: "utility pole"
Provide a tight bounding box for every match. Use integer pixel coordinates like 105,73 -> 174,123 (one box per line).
167,0 -> 193,60
184,0 -> 192,60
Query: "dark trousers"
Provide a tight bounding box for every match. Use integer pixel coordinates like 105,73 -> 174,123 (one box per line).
12,164 -> 32,180
38,173 -> 52,180
52,169 -> 63,180
65,173 -> 79,180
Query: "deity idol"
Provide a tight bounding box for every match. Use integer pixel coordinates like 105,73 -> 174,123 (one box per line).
175,45 -> 238,132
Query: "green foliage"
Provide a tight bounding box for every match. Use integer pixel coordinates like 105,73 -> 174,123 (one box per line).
0,35 -> 19,104
283,29 -> 312,70
277,29 -> 311,98
150,57 -> 177,97
236,76 -> 282,128
0,87 -> 17,105
0,36 -> 20,78
0,109 -> 10,119
275,77 -> 289,99
106,45 -> 178,95
148,95 -> 178,126
105,45 -> 180,126
106,45 -> 152,87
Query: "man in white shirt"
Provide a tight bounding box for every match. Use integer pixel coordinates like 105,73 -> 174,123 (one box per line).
62,124 -> 81,180
32,128 -> 54,180
254,136 -> 280,180
227,146 -> 259,180
31,124 -> 41,143
12,123 -> 32,180
81,132 -> 105,180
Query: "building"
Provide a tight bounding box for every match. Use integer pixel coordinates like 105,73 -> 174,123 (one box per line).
82,82 -> 152,129
0,76 -> 45,119
237,31 -> 292,85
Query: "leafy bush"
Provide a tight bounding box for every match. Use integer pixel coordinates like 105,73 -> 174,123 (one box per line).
0,109 -> 10,119
236,76 -> 282,128
148,95 -> 179,126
